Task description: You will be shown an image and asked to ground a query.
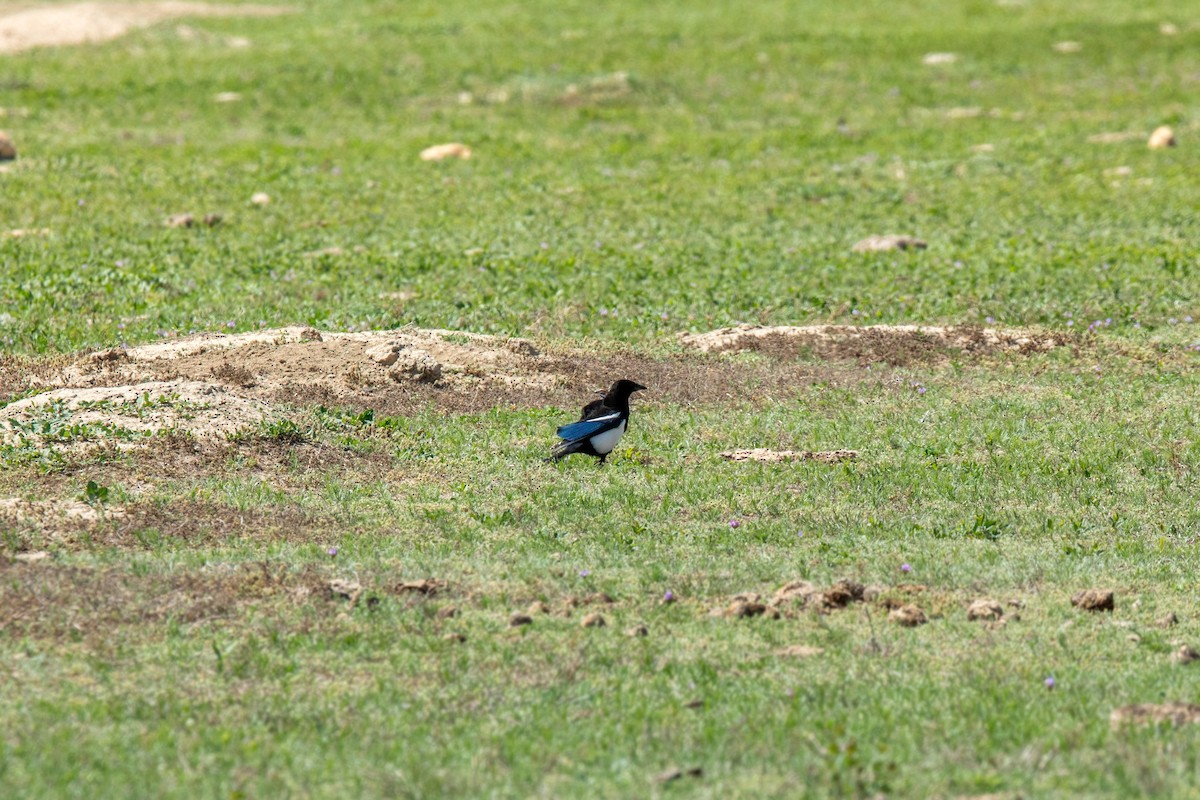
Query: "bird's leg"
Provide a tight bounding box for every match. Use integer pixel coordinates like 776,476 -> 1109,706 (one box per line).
598,453 -> 607,466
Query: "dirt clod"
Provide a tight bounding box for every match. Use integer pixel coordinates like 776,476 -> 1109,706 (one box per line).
625,624 -> 649,637
852,234 -> 927,253
327,579 -> 362,602
1071,589 -> 1114,612
165,213 -> 194,228
888,604 -> 928,627
1156,612 -> 1179,628
394,578 -> 447,596
436,605 -> 459,620
527,601 -> 550,615
1111,703 -> 1200,729
0,131 -> 14,160
720,448 -> 858,464
443,632 -> 467,643
967,599 -> 1003,622
580,612 -> 607,628
726,599 -> 770,619
1173,646 -> 1200,665
420,143 -> 472,161
509,613 -> 533,627
388,349 -> 442,383
1148,125 -> 1176,149
13,551 -> 51,563
653,766 -> 703,784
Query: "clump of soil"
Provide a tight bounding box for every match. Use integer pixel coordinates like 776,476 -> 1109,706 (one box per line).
1071,588 -> 1114,612
888,604 -> 928,626
680,324 -> 1068,365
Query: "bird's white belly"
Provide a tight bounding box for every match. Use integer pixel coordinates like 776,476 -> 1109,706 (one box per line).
590,420 -> 626,454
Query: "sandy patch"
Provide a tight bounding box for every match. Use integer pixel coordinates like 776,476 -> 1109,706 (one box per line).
0,2 -> 291,54
680,324 -> 1067,363
1,379 -> 270,446
0,496 -> 125,522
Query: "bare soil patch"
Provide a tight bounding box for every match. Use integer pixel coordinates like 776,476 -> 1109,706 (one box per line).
720,448 -> 858,464
1111,703 -> 1200,729
681,324 -> 1070,365
0,2 -> 291,55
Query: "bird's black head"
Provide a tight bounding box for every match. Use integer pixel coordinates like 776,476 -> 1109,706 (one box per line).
606,379 -> 647,400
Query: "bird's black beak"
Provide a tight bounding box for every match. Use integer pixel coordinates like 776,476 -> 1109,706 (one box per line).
632,382 -> 647,392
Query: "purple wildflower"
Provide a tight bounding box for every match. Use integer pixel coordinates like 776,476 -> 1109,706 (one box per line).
327,546 -> 338,557
1045,676 -> 1056,690
226,320 -> 236,329
663,590 -> 675,602
579,569 -> 591,578
985,316 -> 996,324
729,519 -> 741,529
900,563 -> 912,573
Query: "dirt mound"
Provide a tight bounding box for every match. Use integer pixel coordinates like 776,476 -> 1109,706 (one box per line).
1,327 -> 554,449
52,326 -> 549,397
1,379 -> 271,447
0,2 -> 291,54
680,324 -> 1068,365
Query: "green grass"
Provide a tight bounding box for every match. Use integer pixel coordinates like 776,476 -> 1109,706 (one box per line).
2,1 -> 1200,797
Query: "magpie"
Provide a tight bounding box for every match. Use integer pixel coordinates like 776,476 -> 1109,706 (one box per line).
550,379 -> 647,465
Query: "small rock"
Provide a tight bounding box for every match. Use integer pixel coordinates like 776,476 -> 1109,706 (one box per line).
967,599 -> 1003,622
727,599 -> 769,618
387,349 -> 442,383
436,605 -> 459,619
443,632 -> 467,643
214,91 -> 241,103
1174,645 -> 1200,665
299,327 -> 323,341
1160,23 -> 1178,36
528,601 -> 550,615
1156,612 -> 1179,628
775,644 -> 823,658
581,612 -> 607,628
1071,588 -> 1114,612
0,131 -> 15,160
420,142 -> 472,161
365,342 -> 400,366
922,52 -> 957,66
13,550 -> 50,563
888,604 -> 927,627
852,235 -> 927,253
625,624 -> 649,637
1111,702 -> 1200,729
251,192 -> 271,205
165,213 -> 194,228
1148,126 -> 1176,149
509,613 -> 533,627
1053,41 -> 1082,53
202,213 -> 222,227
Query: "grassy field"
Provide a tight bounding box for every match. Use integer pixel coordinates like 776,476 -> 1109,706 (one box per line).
2,0 -> 1200,797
